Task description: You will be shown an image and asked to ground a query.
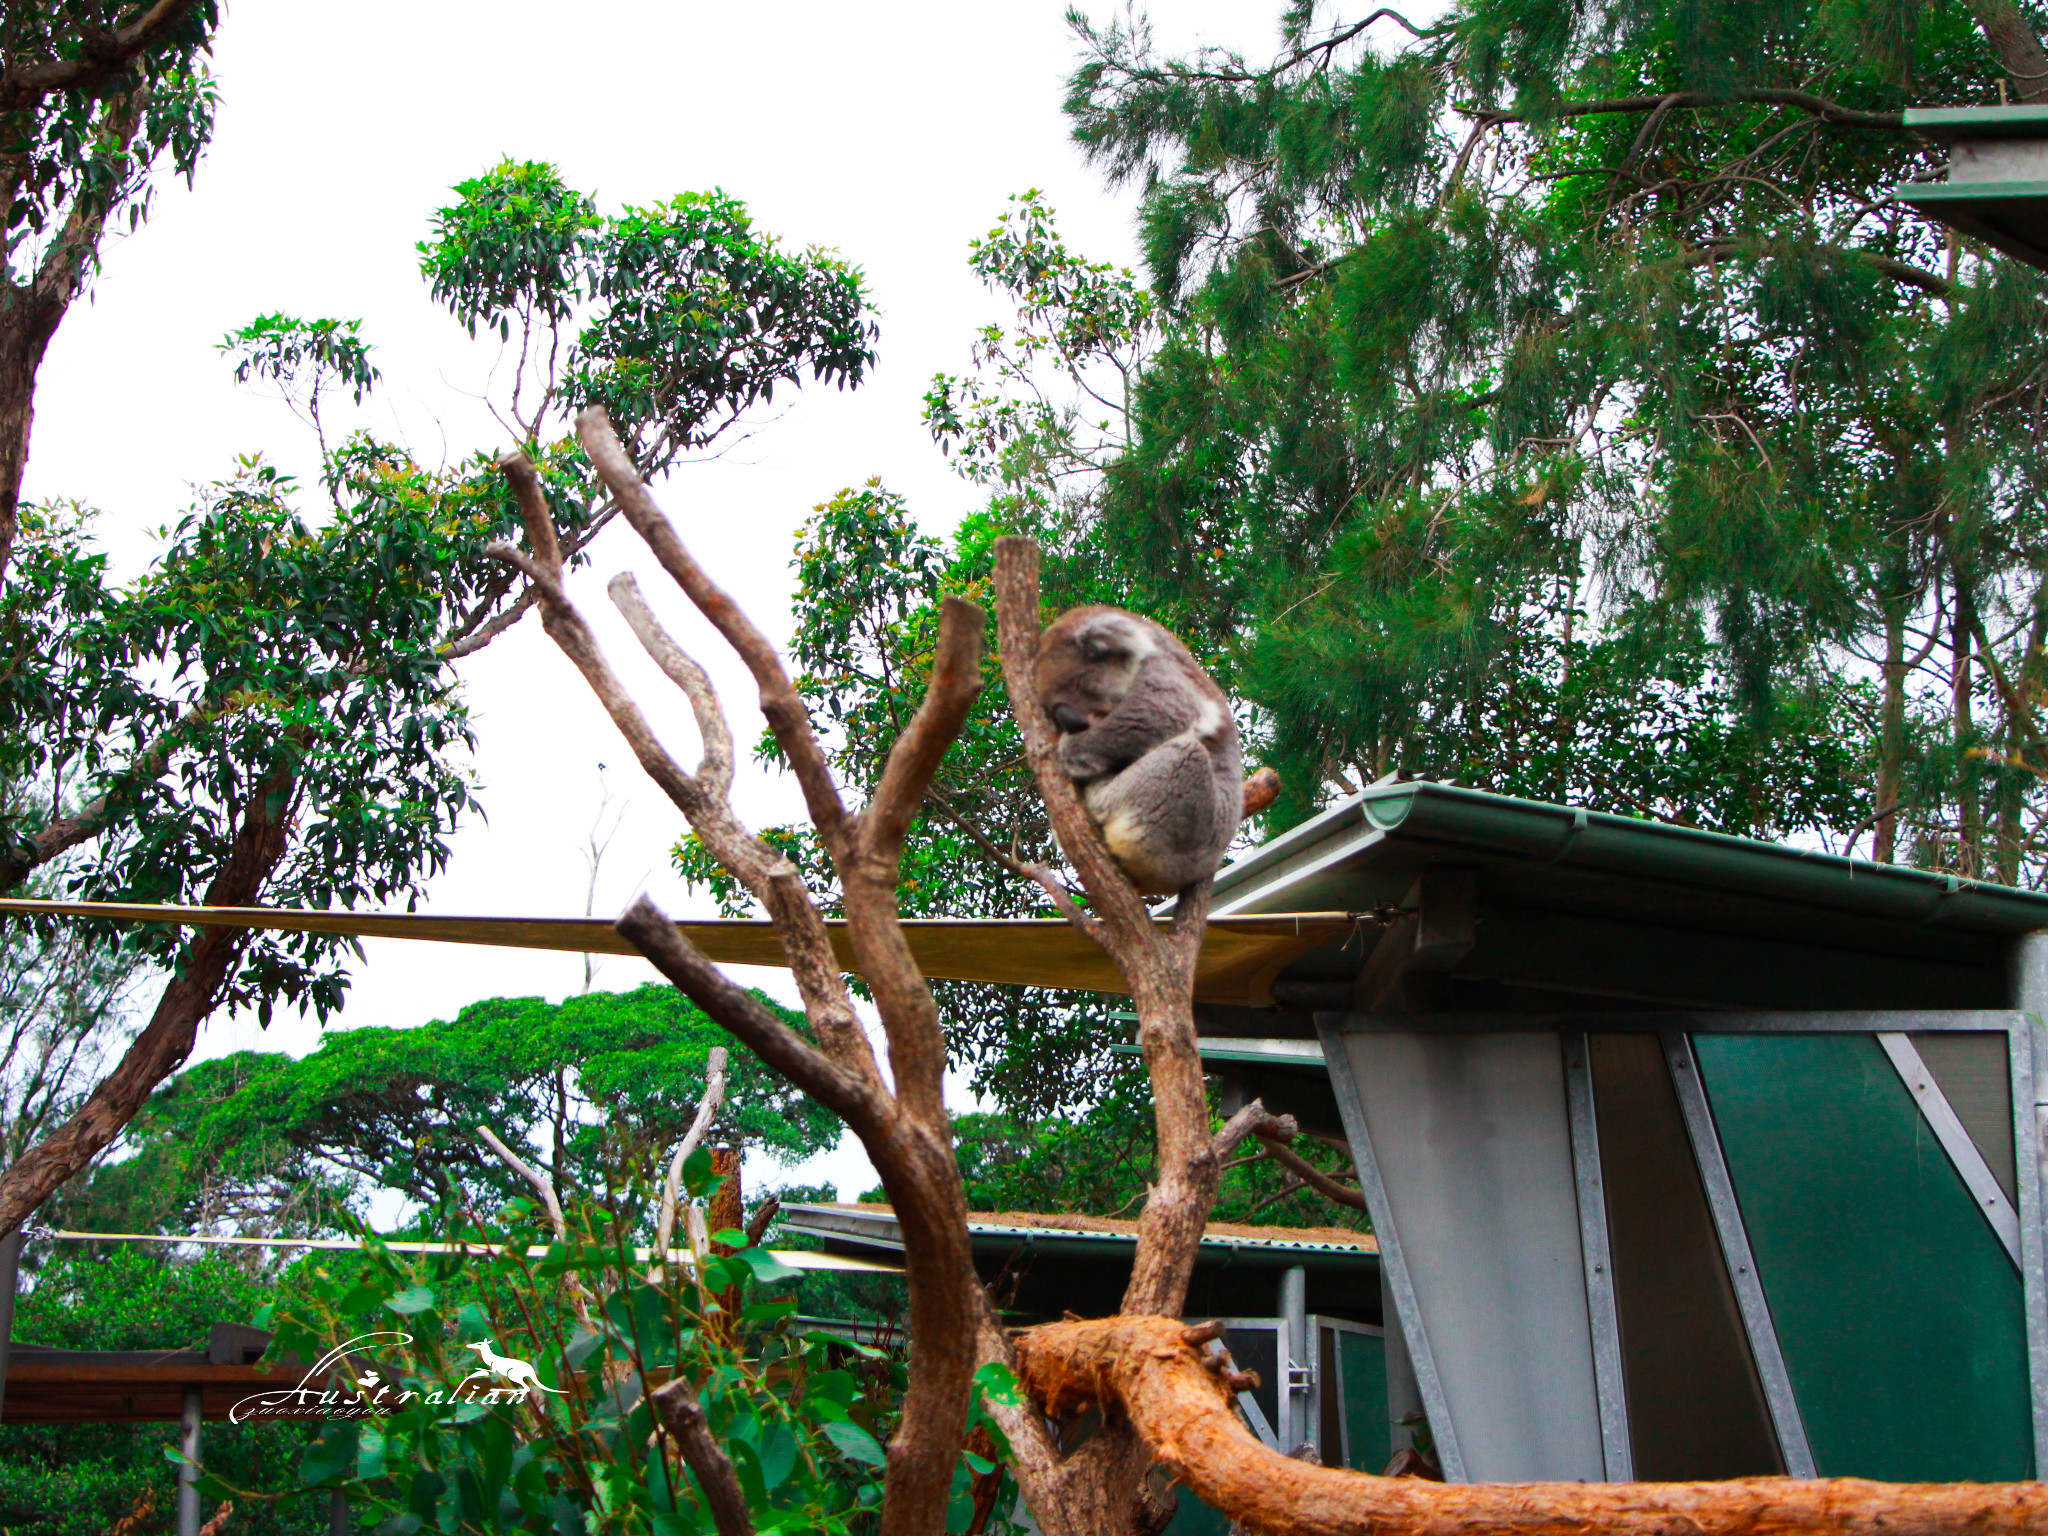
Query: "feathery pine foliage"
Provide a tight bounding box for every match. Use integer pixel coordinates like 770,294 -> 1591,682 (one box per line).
1049,0 -> 2048,877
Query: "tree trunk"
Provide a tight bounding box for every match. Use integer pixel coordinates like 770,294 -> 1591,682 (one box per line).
0,759 -> 298,1238
0,281 -> 67,590
1953,580 -> 1980,878
1970,0 -> 2048,101
1875,598 -> 1906,864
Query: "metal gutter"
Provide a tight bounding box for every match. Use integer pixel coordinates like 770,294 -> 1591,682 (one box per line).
1111,1038 -> 1327,1066
1217,780 -> 2048,935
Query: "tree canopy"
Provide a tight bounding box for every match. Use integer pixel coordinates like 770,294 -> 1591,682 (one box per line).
1,0 -> 221,583
1039,0 -> 2048,876
66,983 -> 840,1235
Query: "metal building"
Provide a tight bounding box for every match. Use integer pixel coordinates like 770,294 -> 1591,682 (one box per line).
1192,778 -> 2045,1484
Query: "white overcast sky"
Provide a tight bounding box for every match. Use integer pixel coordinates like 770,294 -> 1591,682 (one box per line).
21,0 -> 1269,1202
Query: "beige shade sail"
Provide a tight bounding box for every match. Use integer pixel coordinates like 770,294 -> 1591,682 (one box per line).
0,899 -> 1356,1007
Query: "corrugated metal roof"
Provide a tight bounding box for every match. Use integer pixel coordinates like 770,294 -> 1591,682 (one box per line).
780,1203 -> 1376,1263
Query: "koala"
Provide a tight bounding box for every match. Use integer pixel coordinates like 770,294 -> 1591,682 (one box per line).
1033,605 -> 1243,895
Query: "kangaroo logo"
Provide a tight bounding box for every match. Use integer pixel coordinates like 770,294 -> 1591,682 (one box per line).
464,1338 -> 568,1396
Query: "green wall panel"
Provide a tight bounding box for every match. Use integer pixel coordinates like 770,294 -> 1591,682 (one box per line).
1693,1033 -> 2031,1481
1335,1328 -> 1392,1472
1165,1486 -> 1233,1536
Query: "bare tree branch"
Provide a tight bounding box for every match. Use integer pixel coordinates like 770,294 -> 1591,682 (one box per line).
1462,88 -> 1906,132
474,1125 -> 567,1240
608,574 -> 735,797
653,1045 -> 727,1275
576,407 -> 850,854
1016,1316 -> 2048,1536
1253,1132 -> 1368,1215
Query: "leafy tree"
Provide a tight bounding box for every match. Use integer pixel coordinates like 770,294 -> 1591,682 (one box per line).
1048,0 -> 2048,876
1,0 -> 220,583
951,1067 -> 1365,1230
0,158 -> 878,1245
66,984 -> 842,1235
220,314 -> 380,462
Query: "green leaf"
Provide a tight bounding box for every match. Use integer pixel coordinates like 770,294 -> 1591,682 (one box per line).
732,1247 -> 800,1284
818,1419 -> 887,1466
973,1361 -> 1025,1408
385,1285 -> 437,1316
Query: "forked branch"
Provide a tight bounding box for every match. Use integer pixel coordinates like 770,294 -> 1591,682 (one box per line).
499,428 -> 987,1536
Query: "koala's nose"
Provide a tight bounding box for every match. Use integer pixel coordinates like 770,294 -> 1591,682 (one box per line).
1049,702 -> 1092,734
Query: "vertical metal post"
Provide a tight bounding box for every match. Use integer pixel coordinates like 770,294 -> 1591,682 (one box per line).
1381,1265 -> 1422,1455
1563,1032 -> 1634,1480
1664,1033 -> 1816,1478
178,1383 -> 202,1536
1280,1264 -> 1312,1455
2008,930 -> 2048,1472
0,1226 -> 22,1424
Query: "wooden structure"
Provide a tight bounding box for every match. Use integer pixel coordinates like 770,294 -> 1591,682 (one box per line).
0,1322 -> 323,1423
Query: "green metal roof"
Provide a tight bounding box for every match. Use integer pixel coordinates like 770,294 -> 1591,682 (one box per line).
1215,779 -> 2048,933
1206,781 -> 2048,1011
1905,104 -> 2048,139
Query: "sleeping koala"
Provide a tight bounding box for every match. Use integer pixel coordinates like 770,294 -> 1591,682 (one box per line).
1033,605 -> 1243,895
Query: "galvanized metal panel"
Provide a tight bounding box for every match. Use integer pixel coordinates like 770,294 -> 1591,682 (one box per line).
1693,1032 -> 2032,1480
1665,1035 -> 1815,1477
1328,1010 -> 2024,1033
1317,1018 -> 1467,1482
1327,1026 -> 1605,1482
2008,933 -> 2048,1473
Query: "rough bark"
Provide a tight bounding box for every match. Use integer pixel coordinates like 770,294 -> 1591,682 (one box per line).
0,0 -> 203,113
1969,0 -> 2048,101
0,82 -> 149,586
0,756 -> 296,1237
652,1376 -> 754,1536
1017,1316 -> 2048,1536
988,536 -> 1274,1533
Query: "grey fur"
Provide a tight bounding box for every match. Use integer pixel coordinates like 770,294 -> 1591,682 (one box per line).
1033,606 -> 1242,896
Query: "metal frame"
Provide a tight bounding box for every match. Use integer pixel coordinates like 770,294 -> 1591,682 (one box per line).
1663,1033 -> 1817,1478
1279,1266 -> 1313,1452
2008,932 -> 2048,1472
1334,1010 -> 2025,1034
1563,1032 -> 1635,1480
1876,1032 -> 2022,1262
1314,1016 -> 1469,1481
1313,1314 -> 1387,1470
